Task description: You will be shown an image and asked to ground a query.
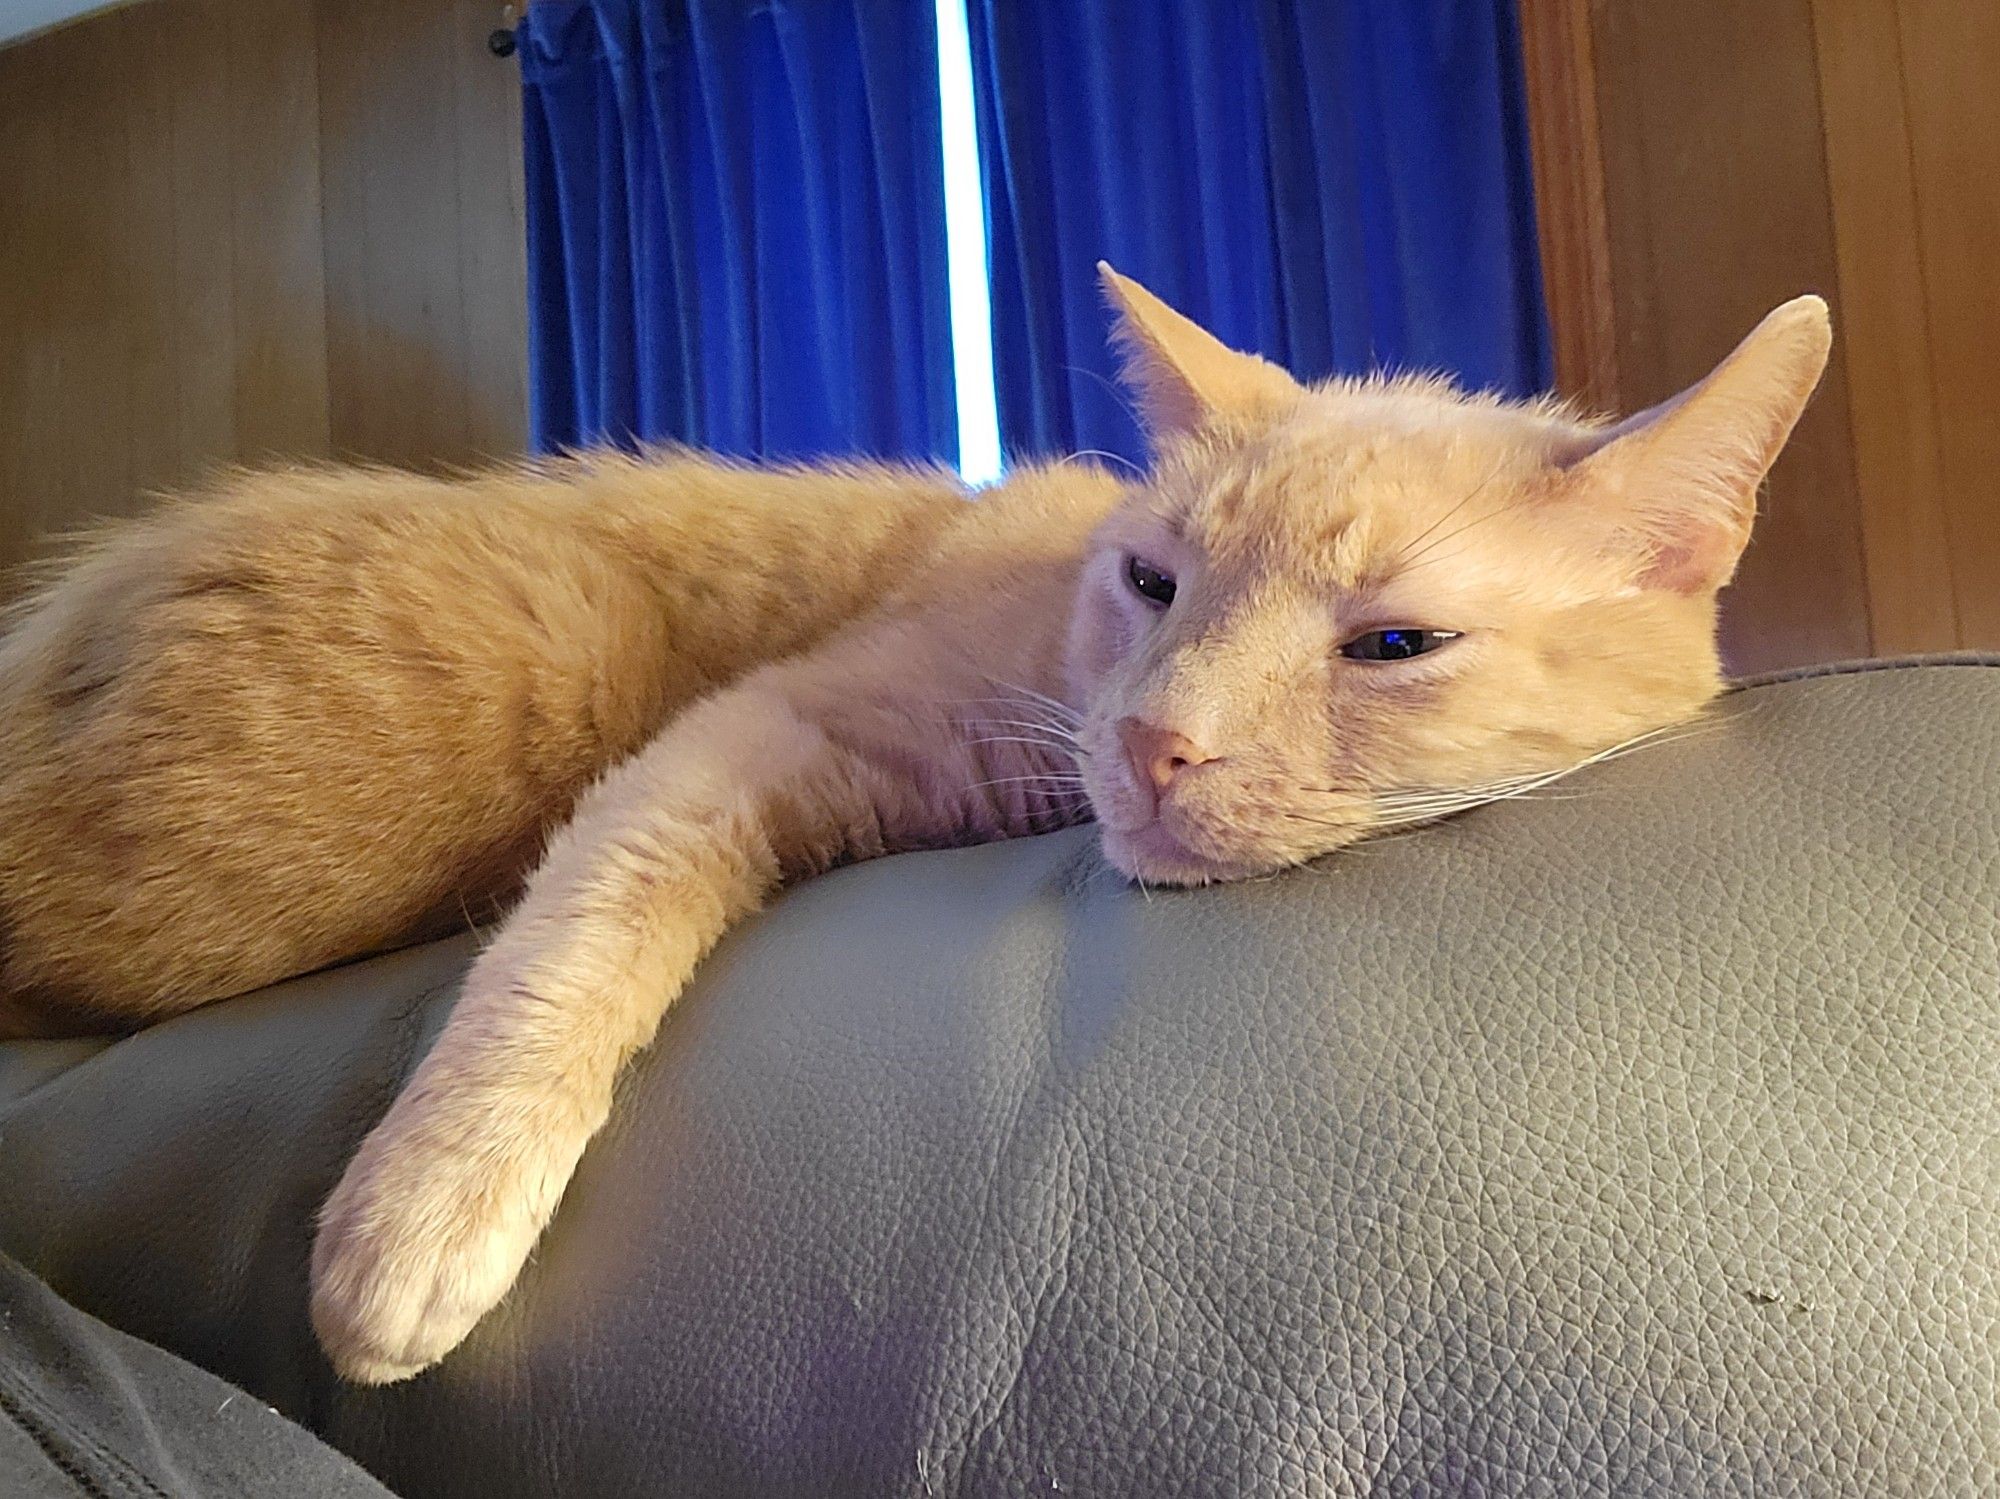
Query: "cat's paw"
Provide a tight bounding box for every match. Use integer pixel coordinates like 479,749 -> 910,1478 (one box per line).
310,1104 -> 560,1384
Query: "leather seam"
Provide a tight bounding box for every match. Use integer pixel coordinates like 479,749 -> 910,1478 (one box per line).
1728,653 -> 2000,692
0,1358 -> 170,1499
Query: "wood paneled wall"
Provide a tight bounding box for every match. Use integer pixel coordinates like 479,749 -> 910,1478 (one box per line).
316,0 -> 527,470
1521,0 -> 2000,672
0,0 -> 526,585
1812,0 -> 2000,653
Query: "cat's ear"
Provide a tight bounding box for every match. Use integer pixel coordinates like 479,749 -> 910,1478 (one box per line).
1097,262 -> 1298,439
1561,295 -> 1832,594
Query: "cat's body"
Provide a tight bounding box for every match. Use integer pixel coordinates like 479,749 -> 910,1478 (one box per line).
0,453 -> 967,1035
0,269 -> 1832,1385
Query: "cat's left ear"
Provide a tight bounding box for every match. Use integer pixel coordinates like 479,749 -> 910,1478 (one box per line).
1562,295 -> 1832,594
1097,263 -> 1299,439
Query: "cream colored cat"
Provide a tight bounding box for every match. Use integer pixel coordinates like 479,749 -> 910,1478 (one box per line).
0,268 -> 1831,1384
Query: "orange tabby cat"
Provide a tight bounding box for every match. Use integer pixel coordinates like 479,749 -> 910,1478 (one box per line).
0,268 -> 1830,1384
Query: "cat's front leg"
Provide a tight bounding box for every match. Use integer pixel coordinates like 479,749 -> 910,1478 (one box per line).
308,899 -> 679,1383
309,686 -> 819,1384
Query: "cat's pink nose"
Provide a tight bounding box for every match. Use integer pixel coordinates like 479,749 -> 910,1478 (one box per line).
1116,717 -> 1218,802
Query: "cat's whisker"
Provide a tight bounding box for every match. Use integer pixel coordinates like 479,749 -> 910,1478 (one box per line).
978,677 -> 1069,703
1394,505 -> 1529,575
963,734 -> 1085,762
1059,447 -> 1146,480
455,890 -> 496,953
978,676 -> 1085,720
1392,480 -> 1540,575
960,708 -> 1080,730
966,774 -> 1090,793
1395,505 -> 1512,569
953,692 -> 1085,726
1366,793 -> 1591,818
1370,782 -> 1573,816
1369,785 -> 1543,810
1283,811 -> 1369,833
1390,457 -> 1508,567
1351,716 -> 1720,829
957,717 -> 1083,746
1061,363 -> 1148,435
964,715 -> 1088,739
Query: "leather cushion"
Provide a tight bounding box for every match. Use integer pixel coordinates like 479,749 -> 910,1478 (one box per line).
2,659 -> 1997,1495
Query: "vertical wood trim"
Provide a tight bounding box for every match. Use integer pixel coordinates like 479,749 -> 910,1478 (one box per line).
1808,0 -> 1959,654
449,0 -> 530,459
1894,0 -> 2000,650
1516,0 -> 1619,412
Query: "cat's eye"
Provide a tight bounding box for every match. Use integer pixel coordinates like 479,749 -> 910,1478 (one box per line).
1340,628 -> 1460,662
1125,556 -> 1177,608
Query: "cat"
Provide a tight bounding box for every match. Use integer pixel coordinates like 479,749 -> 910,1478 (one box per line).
0,266 -> 1831,1384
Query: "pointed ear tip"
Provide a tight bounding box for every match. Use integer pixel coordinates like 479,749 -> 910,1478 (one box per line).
1768,293 -> 1834,346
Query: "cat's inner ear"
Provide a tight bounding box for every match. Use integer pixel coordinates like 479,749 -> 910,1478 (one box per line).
1097,262 -> 1299,439
1560,294 -> 1833,594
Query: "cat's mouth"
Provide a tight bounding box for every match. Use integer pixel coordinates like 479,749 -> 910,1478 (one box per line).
1092,806 -> 1278,888
1098,820 -> 1242,887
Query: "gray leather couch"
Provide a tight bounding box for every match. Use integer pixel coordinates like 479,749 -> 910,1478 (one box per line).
2,657 -> 1996,1496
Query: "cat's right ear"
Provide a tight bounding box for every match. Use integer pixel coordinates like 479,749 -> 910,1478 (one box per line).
1560,295 -> 1833,594
1097,263 -> 1299,440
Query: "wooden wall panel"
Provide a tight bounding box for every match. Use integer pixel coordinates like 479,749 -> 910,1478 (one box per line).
446,0 -> 532,463
1894,0 -> 2000,648
1809,0 -> 1959,654
0,0 -> 332,578
1530,0 -> 2000,665
158,0 -> 248,470
223,0 -> 334,460
317,0 -> 469,469
316,0 -> 526,470
1516,0 -> 1619,414
0,0 -> 526,588
119,8 -> 195,494
1590,0 -> 1873,674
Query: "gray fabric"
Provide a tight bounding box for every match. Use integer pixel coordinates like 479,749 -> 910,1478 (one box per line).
0,1252 -> 394,1497
0,659 -> 1996,1496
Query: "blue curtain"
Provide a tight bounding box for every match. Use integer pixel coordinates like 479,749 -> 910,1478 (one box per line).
968,0 -> 1552,463
520,0 -> 958,463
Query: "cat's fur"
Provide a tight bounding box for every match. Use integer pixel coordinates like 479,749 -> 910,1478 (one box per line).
0,456 -> 967,1035
0,269 -> 1831,1382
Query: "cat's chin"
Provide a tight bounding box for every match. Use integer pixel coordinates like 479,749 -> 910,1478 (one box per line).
1096,821 -> 1265,889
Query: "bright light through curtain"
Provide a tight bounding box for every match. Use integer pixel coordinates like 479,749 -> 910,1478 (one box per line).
966,0 -> 1553,464
520,0 -> 959,464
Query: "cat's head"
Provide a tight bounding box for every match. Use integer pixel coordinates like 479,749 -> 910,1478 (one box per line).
1066,265 -> 1831,886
